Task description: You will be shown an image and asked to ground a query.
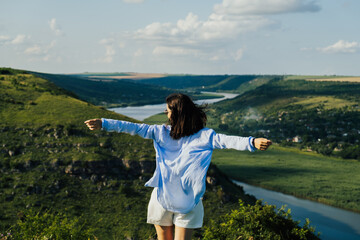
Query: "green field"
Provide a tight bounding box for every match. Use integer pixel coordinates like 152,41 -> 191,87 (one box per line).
212,145 -> 360,212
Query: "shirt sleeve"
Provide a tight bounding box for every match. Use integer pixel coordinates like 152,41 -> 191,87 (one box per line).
212,132 -> 256,152
101,118 -> 158,140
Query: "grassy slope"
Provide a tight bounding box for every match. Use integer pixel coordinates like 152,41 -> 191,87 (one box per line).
31,72 -> 226,108
137,75 -> 274,93
31,71 -> 175,107
212,146 -> 360,212
0,70 -> 254,239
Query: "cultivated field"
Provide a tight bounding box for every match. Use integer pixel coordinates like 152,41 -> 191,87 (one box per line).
90,72 -> 167,80
307,77 -> 360,82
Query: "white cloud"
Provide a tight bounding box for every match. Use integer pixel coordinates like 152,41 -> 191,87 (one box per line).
214,0 -> 320,16
99,38 -> 115,45
24,40 -> 56,56
317,40 -> 360,54
123,0 -> 144,3
126,0 -> 319,62
132,0 -> 315,54
24,45 -> 42,55
49,18 -> 63,36
97,37 -> 116,63
11,34 -> 27,44
135,12 -> 271,44
119,42 -> 125,48
233,48 -> 244,61
134,48 -> 143,57
0,35 -> 11,44
0,34 -> 29,45
210,55 -> 220,61
153,46 -> 198,56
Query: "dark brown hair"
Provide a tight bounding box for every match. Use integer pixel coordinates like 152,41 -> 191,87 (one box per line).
166,93 -> 207,140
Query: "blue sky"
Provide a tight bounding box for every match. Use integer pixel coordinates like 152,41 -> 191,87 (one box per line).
1,0 -> 359,75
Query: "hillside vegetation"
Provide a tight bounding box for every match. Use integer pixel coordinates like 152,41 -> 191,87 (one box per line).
30,71 -> 175,108
32,72 -> 224,108
0,68 -> 320,239
136,74 -> 275,94
207,77 -> 360,160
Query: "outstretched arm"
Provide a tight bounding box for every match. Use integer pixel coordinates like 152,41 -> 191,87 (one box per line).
85,118 -> 158,140
212,132 -> 272,152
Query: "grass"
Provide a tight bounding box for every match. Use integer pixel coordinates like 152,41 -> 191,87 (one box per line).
284,75 -> 352,80
211,145 -> 360,212
291,96 -> 358,110
143,113 -> 168,125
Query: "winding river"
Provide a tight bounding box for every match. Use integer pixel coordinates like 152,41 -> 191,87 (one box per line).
109,92 -> 360,240
109,92 -> 238,121
233,181 -> 360,240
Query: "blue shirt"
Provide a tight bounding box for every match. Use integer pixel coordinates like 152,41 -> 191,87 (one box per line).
102,118 -> 256,214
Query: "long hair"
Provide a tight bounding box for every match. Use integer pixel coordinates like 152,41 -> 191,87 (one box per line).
166,93 -> 207,140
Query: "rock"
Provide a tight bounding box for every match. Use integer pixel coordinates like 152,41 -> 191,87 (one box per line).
122,159 -> 141,175
206,176 -> 218,186
50,158 -> 61,168
90,174 -> 98,183
23,160 -> 34,169
65,165 -> 73,174
139,161 -> 155,174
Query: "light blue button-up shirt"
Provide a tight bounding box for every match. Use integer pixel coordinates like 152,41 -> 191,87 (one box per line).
102,118 -> 255,214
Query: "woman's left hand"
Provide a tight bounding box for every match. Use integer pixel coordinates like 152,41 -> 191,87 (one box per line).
254,138 -> 272,151
84,119 -> 102,130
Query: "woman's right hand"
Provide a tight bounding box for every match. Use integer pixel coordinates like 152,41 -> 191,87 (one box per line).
84,119 -> 102,130
254,138 -> 272,151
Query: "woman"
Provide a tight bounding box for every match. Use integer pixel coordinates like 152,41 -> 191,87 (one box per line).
85,93 -> 271,240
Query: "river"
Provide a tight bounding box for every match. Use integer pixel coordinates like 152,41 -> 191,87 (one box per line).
109,92 -> 360,240
109,92 -> 238,121
233,181 -> 360,240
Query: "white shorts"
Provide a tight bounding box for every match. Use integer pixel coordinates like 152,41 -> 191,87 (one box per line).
147,188 -> 204,229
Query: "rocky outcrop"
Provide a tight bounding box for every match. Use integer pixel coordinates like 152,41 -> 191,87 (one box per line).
63,159 -> 155,182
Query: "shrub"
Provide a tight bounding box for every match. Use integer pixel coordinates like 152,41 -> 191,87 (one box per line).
0,231 -> 13,240
12,210 -> 97,240
202,200 -> 320,240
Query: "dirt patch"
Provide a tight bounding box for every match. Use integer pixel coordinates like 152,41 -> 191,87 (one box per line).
90,73 -> 167,80
306,77 -> 360,83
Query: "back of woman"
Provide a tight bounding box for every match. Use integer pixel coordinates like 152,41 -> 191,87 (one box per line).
85,93 -> 272,240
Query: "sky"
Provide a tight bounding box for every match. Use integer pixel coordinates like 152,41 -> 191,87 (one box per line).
0,0 -> 359,75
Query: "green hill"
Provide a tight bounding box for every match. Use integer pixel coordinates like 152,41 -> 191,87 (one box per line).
30,71 -> 176,108
136,75 -> 274,93
207,77 -> 360,159
31,72 -> 225,108
0,68 -> 260,239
